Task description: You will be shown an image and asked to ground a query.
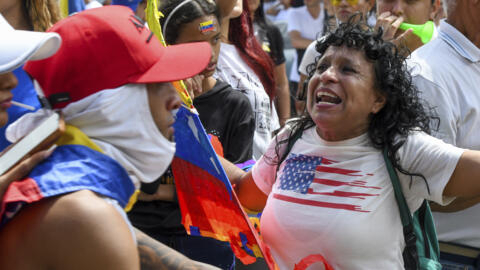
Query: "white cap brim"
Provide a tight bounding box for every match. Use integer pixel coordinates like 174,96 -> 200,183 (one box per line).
0,15 -> 62,74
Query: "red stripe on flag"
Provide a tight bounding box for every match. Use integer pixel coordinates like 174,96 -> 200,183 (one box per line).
307,188 -> 379,199
273,193 -> 370,212
316,165 -> 362,176
313,178 -> 381,189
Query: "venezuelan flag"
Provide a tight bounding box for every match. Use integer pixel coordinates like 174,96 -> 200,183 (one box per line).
59,0 -> 86,17
0,125 -> 135,229
171,106 -> 277,268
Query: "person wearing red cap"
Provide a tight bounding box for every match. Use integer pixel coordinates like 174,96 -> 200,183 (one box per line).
0,5 -> 218,270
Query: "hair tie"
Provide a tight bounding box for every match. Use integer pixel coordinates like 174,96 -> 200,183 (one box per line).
162,0 -> 196,38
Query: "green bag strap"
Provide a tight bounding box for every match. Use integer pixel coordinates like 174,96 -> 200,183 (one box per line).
382,148 -> 412,227
382,148 -> 420,269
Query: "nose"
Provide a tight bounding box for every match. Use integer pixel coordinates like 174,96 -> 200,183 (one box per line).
0,72 -> 18,92
390,0 -> 404,16
319,66 -> 338,84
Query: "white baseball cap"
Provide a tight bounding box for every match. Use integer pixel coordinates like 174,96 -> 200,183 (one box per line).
0,14 -> 62,74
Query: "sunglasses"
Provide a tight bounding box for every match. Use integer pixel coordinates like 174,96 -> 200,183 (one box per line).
331,0 -> 359,6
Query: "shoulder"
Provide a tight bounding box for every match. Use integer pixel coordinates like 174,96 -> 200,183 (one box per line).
408,38 -> 459,83
0,190 -> 139,270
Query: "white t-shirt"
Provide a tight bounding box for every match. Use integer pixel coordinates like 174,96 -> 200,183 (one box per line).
287,5 -> 325,41
252,126 -> 463,269
214,43 -> 280,160
409,20 -> 480,248
287,5 -> 324,83
298,40 -> 320,76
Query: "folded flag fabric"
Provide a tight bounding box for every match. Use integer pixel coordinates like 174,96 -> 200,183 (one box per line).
0,125 -> 135,229
59,0 -> 86,17
171,106 -> 277,268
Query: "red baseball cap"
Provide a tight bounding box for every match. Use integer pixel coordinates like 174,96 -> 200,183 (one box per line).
24,5 -> 211,109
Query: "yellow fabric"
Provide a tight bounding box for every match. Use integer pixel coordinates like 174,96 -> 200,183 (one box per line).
59,0 -> 69,18
146,0 -> 194,108
55,125 -> 139,211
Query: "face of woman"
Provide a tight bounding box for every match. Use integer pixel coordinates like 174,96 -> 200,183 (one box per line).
0,73 -> 17,127
175,15 -> 221,78
247,0 -> 260,14
332,0 -> 372,23
307,46 -> 386,141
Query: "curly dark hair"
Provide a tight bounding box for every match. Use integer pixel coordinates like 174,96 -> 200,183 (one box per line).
273,14 -> 438,185
160,0 -> 220,45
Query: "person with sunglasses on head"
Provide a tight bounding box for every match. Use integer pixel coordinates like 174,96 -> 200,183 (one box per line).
376,0 -> 441,54
295,0 -> 374,115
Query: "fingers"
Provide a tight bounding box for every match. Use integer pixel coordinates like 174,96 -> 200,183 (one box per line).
2,149 -> 53,182
375,11 -> 404,41
183,75 -> 204,100
0,148 -> 53,199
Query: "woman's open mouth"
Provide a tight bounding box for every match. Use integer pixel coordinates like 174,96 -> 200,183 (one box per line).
315,91 -> 342,105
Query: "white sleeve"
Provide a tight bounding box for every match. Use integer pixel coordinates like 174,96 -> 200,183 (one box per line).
286,8 -> 300,33
298,41 -> 320,75
413,75 -> 458,145
398,131 -> 464,206
251,126 -> 292,195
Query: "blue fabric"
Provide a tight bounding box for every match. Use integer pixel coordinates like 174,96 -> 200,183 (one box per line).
112,0 -> 141,11
31,144 -> 135,207
68,0 -> 86,14
0,66 -> 41,151
173,107 -> 233,197
440,252 -> 480,270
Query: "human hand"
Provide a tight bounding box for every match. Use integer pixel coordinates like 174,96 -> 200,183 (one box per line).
0,149 -> 53,200
183,74 -> 205,100
375,11 -> 414,48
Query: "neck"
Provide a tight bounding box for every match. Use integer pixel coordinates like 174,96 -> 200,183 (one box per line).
447,1 -> 480,48
315,125 -> 367,141
2,2 -> 31,30
447,17 -> 480,48
307,4 -> 321,19
201,76 -> 217,95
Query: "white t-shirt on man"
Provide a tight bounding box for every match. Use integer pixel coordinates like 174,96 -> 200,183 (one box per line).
252,126 -> 463,269
409,20 -> 480,248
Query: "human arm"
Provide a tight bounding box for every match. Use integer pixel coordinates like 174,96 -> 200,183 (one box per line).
274,63 -> 291,126
430,196 -> 480,213
219,156 -> 268,212
443,150 -> 480,199
0,149 -> 51,200
288,30 -> 314,49
135,228 -> 221,270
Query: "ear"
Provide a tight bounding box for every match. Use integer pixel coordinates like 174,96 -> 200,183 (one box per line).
429,0 -> 441,21
371,93 -> 387,114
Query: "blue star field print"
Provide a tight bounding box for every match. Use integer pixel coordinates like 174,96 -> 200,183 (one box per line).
279,153 -> 323,194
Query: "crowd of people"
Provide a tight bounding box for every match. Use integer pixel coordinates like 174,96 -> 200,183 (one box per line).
1,0 -> 479,269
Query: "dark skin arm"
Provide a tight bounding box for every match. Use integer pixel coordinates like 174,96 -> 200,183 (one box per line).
430,196 -> 480,213
135,228 -> 221,270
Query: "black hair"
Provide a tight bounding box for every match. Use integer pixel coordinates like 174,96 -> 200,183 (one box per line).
159,0 -> 220,44
273,14 -> 438,188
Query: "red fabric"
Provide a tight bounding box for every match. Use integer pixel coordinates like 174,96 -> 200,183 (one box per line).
24,6 -> 211,109
0,177 -> 43,219
209,135 -> 224,157
172,157 -> 276,267
294,254 -> 333,270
